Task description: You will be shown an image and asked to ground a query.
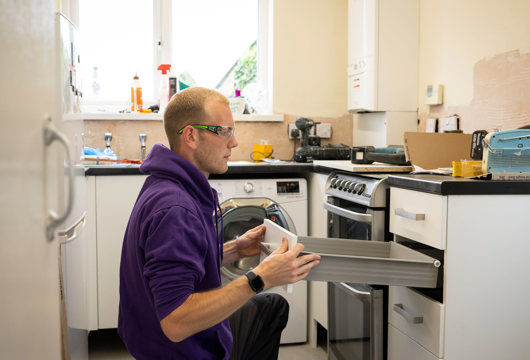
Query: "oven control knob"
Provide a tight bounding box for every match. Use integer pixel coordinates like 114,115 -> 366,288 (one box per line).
354,183 -> 366,195
346,182 -> 356,193
330,177 -> 339,188
348,181 -> 357,194
243,182 -> 254,193
341,180 -> 349,191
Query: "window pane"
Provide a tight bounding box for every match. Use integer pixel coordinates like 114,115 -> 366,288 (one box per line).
171,0 -> 258,94
79,0 -> 154,104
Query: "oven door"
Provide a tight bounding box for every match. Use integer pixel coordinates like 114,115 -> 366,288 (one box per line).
328,282 -> 385,360
324,196 -> 387,241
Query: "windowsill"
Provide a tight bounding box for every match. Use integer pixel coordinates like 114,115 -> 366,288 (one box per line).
71,113 -> 284,122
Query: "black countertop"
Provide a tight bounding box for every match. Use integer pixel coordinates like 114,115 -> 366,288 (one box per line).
83,161 -> 315,177
83,163 -> 530,196
387,173 -> 530,195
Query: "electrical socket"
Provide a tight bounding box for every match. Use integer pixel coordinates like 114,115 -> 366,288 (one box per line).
439,115 -> 459,132
316,123 -> 332,138
288,123 -> 332,139
288,123 -> 300,139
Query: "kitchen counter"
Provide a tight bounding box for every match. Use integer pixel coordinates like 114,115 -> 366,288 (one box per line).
83,163 -> 530,196
387,173 -> 530,195
313,160 -> 412,173
83,160 -> 314,177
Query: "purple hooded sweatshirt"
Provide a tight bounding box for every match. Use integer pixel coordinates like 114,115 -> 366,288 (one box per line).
118,143 -> 232,359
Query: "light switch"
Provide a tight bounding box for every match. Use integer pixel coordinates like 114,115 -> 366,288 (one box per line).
426,118 -> 438,133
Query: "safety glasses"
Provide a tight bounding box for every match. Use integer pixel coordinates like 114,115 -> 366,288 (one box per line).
177,124 -> 235,139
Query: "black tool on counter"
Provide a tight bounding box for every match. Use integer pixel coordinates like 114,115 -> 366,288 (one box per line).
295,144 -> 351,162
351,146 -> 410,165
293,117 -> 351,162
295,117 -> 319,148
470,130 -> 488,160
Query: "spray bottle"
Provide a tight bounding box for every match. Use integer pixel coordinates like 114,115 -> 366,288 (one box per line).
131,73 -> 143,112
157,64 -> 171,113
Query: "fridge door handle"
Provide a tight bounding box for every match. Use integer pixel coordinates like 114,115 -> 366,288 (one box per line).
57,211 -> 86,244
323,200 -> 372,223
43,116 -> 74,241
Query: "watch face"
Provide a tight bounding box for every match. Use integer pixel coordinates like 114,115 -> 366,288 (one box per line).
246,271 -> 264,293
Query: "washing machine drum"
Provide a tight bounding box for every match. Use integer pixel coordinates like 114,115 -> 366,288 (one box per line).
218,198 -> 296,281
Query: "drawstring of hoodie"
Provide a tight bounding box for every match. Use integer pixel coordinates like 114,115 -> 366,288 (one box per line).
214,198 -> 224,277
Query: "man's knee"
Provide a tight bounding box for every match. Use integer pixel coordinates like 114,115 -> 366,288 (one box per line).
254,293 -> 289,326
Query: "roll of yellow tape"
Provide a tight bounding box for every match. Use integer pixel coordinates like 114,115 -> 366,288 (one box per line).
252,144 -> 273,162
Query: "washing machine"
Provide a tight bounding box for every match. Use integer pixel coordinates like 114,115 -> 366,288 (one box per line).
209,177 -> 308,344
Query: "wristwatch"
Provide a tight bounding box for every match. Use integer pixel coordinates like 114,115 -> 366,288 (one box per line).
245,270 -> 264,294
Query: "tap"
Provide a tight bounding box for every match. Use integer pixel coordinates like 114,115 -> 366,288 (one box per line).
104,132 -> 112,150
139,133 -> 147,160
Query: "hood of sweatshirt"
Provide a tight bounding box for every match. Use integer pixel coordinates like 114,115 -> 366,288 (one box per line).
139,143 -> 218,209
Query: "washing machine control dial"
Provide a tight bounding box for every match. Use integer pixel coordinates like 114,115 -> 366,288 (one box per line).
243,182 -> 254,193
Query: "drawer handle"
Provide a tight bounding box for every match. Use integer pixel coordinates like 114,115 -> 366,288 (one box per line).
394,208 -> 425,221
393,304 -> 423,324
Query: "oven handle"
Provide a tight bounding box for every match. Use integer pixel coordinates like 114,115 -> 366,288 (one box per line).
323,200 -> 372,223
335,282 -> 371,299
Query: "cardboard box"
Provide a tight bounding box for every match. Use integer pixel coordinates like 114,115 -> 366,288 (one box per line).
403,132 -> 473,170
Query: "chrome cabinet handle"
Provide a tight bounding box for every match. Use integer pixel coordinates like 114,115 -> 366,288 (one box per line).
43,116 -> 74,241
393,303 -> 423,324
323,201 -> 372,223
394,208 -> 425,221
57,212 -> 86,244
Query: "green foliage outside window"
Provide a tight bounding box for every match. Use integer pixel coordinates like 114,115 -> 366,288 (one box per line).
234,41 -> 257,91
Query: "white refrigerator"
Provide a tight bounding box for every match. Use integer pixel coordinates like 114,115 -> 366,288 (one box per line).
0,1 -> 88,358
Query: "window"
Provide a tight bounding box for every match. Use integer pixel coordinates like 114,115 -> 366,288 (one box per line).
79,0 -> 268,113
79,0 -> 154,105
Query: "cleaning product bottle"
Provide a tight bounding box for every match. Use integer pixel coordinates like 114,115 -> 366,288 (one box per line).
131,73 -> 143,112
229,89 -> 246,114
157,64 -> 171,113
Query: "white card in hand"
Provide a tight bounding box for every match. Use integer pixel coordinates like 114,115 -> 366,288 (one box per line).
260,219 -> 298,293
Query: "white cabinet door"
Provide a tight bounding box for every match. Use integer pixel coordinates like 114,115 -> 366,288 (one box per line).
388,286 -> 444,358
390,188 -> 447,250
95,175 -> 147,329
444,194 -> 530,360
388,324 -> 440,360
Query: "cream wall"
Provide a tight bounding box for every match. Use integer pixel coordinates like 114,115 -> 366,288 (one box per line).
418,0 -> 530,132
272,0 -> 348,118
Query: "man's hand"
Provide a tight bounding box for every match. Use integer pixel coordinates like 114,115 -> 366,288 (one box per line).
253,238 -> 321,290
222,224 -> 266,265
235,224 -> 266,258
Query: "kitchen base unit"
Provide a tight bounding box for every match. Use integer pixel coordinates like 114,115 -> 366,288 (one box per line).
85,174 -> 148,330
388,180 -> 530,360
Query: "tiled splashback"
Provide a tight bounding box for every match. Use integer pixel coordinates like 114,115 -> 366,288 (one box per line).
80,114 -> 353,162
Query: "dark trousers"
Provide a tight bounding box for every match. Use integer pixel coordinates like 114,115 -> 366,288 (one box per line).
229,293 -> 289,360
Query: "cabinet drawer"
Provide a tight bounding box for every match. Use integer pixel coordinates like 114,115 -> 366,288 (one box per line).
390,188 -> 447,249
389,286 -> 444,358
388,324 -> 441,360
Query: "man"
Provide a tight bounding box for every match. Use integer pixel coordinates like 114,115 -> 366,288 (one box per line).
118,87 -> 321,359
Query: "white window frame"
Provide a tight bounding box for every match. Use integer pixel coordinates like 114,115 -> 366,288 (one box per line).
155,0 -> 273,115
79,0 -> 279,120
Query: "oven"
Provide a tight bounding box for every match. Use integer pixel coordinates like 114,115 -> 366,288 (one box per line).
324,172 -> 390,360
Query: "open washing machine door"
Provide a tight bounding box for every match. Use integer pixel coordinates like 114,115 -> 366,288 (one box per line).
218,197 -> 296,283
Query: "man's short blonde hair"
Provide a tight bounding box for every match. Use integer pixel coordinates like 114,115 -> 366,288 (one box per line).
164,87 -> 229,150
